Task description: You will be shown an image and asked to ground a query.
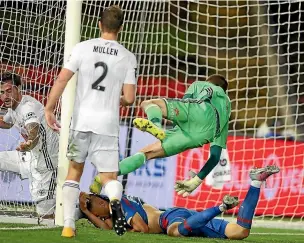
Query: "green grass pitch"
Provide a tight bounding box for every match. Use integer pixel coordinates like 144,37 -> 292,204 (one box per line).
0,221 -> 303,243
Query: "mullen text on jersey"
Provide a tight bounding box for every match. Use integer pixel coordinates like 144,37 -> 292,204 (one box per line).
93,46 -> 118,56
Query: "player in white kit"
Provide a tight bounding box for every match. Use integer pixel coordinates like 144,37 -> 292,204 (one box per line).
45,5 -> 137,237
0,72 -> 58,217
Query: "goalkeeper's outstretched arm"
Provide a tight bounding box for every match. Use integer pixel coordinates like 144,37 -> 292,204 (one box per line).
197,145 -> 222,180
175,145 -> 222,197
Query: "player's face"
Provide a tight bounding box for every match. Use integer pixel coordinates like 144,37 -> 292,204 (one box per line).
0,82 -> 20,109
89,196 -> 110,218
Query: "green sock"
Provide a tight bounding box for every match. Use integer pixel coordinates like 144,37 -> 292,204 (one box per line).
118,152 -> 146,176
144,104 -> 162,128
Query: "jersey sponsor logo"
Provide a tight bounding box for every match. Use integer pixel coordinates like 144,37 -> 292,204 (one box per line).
220,158 -> 227,166
93,45 -> 118,56
24,112 -> 37,121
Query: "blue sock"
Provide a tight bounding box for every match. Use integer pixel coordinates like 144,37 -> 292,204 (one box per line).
178,206 -> 221,236
237,185 -> 260,229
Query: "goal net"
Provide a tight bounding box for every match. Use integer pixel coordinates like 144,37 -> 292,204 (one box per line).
0,0 -> 303,229
0,0 -> 65,224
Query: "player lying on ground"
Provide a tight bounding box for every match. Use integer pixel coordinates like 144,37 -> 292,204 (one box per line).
91,74 -> 231,197
85,165 -> 279,239
77,193 -> 149,233
0,72 -> 58,218
45,5 -> 136,237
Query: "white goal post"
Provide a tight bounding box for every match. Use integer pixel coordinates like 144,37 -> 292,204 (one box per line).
0,0 -> 303,229
54,0 -> 82,227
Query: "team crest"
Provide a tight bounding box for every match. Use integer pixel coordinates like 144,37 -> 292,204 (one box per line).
174,108 -> 179,116
37,189 -> 46,196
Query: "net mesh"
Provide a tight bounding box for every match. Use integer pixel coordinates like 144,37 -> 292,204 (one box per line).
0,0 -> 65,219
0,0 -> 303,225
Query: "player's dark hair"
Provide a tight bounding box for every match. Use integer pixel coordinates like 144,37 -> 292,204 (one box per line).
207,74 -> 228,92
0,72 -> 22,87
99,5 -> 124,34
87,194 -> 110,211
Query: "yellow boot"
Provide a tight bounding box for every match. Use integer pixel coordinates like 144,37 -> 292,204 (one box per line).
61,227 -> 75,238
89,175 -> 102,194
133,118 -> 165,141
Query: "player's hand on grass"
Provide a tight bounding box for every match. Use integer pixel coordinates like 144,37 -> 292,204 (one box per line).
79,192 -> 90,212
174,175 -> 203,197
45,110 -> 61,132
16,140 -> 33,152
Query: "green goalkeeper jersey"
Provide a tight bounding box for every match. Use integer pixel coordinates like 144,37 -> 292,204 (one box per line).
184,81 -> 231,148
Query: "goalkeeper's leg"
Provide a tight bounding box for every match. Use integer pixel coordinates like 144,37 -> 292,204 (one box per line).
118,125 -> 199,176
133,99 -> 167,140
134,98 -> 189,141
140,99 -> 168,128
90,127 -> 201,194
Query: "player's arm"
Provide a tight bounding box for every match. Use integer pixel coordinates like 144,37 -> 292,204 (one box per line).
194,122 -> 228,181
196,145 -> 222,180
82,210 -> 112,230
120,54 -> 137,106
175,146 -> 222,197
46,68 -> 74,112
0,115 -> 13,129
45,44 -> 80,130
79,193 -> 111,230
120,84 -> 136,106
17,107 -> 41,151
44,68 -> 74,131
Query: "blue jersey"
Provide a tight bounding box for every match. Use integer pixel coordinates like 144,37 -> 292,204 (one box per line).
121,195 -> 148,227
159,207 -> 228,239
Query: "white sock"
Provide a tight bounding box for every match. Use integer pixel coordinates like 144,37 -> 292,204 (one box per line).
219,204 -> 227,212
104,180 -> 123,201
251,180 -> 262,188
62,180 -> 80,229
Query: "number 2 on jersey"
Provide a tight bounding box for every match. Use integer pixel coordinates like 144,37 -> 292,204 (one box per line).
92,62 -> 108,91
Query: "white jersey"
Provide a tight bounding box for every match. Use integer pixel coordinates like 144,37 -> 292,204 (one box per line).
64,38 -> 137,136
3,95 -> 59,170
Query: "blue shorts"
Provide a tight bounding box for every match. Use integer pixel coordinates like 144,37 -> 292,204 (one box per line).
159,207 -> 228,239
159,208 -> 195,233
198,218 -> 229,239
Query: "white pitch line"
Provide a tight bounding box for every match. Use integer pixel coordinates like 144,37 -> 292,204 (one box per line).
252,233 -> 304,236
0,228 -> 303,236
0,226 -> 58,230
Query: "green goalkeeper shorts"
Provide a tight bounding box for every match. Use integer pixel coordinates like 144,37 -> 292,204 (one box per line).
161,98 -> 218,157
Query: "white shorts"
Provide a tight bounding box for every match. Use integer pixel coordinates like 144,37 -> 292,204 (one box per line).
67,130 -> 119,172
0,151 -> 57,215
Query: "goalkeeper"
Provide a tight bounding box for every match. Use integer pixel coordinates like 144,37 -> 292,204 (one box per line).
92,74 -> 230,197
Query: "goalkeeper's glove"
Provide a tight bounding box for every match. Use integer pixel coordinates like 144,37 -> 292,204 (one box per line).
174,175 -> 202,197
